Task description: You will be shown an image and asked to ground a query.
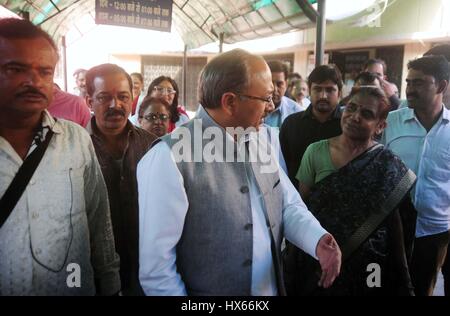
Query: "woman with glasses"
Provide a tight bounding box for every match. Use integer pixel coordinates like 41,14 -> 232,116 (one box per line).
146,76 -> 190,132
138,97 -> 171,137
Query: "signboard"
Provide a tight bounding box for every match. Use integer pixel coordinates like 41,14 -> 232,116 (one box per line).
95,0 -> 173,32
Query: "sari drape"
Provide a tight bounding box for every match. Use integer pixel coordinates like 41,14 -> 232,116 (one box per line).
283,144 -> 416,295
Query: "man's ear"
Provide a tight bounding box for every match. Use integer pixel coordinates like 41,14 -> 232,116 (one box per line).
85,95 -> 94,109
437,80 -> 449,95
220,92 -> 237,116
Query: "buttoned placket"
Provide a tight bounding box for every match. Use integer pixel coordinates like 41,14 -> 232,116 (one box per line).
412,114 -> 445,206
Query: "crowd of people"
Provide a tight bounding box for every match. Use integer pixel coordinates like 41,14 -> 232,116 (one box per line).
0,17 -> 449,297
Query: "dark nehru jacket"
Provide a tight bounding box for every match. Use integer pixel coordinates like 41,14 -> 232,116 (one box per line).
279,106 -> 343,189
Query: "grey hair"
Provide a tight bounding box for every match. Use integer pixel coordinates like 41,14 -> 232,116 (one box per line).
198,49 -> 264,109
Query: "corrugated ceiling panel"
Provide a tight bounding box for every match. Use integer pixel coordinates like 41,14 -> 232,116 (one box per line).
245,10 -> 265,26
276,0 -> 303,16
0,0 -> 322,49
272,21 -> 292,32
258,4 -> 283,22
289,15 -> 314,28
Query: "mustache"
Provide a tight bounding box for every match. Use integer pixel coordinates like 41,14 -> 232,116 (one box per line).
407,93 -> 419,99
105,108 -> 126,118
316,99 -> 330,104
15,87 -> 48,100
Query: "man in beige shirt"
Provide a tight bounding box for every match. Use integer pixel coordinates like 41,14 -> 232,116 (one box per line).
0,18 -> 120,295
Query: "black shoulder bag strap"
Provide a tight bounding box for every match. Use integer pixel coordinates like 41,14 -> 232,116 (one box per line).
0,129 -> 54,229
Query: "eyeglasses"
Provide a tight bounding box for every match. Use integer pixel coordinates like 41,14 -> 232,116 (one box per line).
153,86 -> 176,95
142,113 -> 170,122
237,94 -> 273,104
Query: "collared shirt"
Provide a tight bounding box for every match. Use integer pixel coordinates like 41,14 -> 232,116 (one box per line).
87,118 -> 156,295
280,105 -> 343,188
382,106 -> 450,237
260,124 -> 288,174
0,111 -> 120,295
137,119 -> 327,296
48,86 -> 91,127
264,96 -> 302,129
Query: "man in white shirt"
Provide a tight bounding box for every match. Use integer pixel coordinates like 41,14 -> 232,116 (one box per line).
382,55 -> 450,296
290,78 -> 311,111
137,48 -> 341,296
73,68 -> 87,98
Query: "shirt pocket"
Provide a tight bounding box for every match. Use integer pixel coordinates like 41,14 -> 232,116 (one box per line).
435,143 -> 450,161
29,166 -> 86,272
424,150 -> 450,183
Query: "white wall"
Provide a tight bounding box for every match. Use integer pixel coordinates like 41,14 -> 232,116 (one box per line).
293,50 -> 308,78
400,42 -> 432,98
109,54 -> 142,74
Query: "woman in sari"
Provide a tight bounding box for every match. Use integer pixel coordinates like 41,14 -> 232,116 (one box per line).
283,86 -> 416,296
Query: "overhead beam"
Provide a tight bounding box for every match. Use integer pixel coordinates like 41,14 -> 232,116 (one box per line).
295,0 -> 318,23
211,12 -> 310,43
173,1 -> 216,42
49,0 -> 61,12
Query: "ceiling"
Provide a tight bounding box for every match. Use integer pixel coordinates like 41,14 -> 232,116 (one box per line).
0,0 -> 380,49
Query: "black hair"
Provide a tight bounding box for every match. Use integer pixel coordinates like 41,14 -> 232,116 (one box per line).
146,76 -> 180,124
408,55 -> 450,83
138,97 -> 170,118
363,58 -> 387,75
0,18 -> 58,56
307,64 -> 343,91
355,71 -> 381,86
267,60 -> 289,81
348,86 -> 390,120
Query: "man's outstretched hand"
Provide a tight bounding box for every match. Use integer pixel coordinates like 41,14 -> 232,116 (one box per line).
316,233 -> 342,288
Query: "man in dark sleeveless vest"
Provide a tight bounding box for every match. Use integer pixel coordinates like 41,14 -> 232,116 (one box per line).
137,49 -> 342,296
